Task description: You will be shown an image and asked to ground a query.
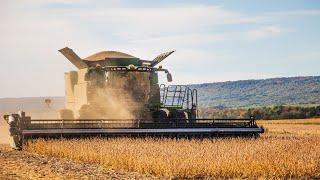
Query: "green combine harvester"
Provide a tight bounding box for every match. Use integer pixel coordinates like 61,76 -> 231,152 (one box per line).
3,47 -> 264,149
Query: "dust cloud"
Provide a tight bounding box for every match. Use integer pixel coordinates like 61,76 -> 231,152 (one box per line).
78,71 -> 150,120
0,119 -> 10,144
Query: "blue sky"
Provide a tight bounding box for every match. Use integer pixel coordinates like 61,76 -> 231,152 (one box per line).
0,0 -> 319,97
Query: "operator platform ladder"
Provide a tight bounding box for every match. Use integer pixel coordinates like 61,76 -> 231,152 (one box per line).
160,85 -> 197,111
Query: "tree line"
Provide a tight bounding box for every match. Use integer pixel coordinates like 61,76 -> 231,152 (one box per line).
199,105 -> 320,120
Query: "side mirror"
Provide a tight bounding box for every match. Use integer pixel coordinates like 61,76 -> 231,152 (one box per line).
167,73 -> 173,82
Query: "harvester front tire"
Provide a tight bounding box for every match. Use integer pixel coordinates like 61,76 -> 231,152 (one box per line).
152,110 -> 168,123
168,111 -> 187,123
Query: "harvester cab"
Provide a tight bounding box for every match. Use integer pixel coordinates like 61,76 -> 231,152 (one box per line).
3,47 -> 264,150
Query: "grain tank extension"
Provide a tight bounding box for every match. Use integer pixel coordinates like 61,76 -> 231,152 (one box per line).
3,47 -> 264,149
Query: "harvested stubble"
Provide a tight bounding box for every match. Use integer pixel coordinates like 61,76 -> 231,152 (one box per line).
25,136 -> 320,178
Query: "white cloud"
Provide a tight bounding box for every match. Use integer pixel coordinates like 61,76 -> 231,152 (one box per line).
131,33 -> 226,47
285,50 -> 320,63
246,26 -> 286,40
0,1 -> 317,97
41,4 -> 268,41
160,72 -> 277,85
270,10 -> 320,16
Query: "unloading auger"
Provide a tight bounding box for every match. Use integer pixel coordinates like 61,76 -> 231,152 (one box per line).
3,47 -> 264,149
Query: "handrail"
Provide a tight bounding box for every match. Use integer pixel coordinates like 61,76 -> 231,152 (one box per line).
29,118 -> 256,122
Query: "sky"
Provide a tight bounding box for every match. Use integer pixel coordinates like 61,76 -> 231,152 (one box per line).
0,0 -> 319,98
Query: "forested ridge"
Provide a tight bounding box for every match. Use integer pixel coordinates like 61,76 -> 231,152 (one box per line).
191,76 -> 320,108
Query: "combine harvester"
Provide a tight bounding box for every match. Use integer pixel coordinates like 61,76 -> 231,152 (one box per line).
3,47 -> 264,149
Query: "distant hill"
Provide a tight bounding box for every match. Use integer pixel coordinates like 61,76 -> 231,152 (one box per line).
0,76 -> 319,114
191,76 -> 320,108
